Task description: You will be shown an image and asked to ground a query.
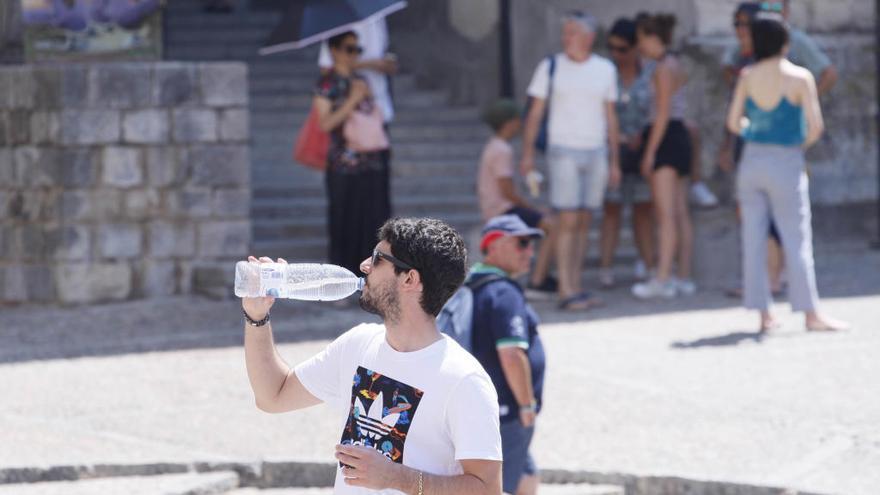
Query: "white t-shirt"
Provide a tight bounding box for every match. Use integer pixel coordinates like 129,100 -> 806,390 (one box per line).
526,53 -> 618,150
294,323 -> 502,494
319,18 -> 394,123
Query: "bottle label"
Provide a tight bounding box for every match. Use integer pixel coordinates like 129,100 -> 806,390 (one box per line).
260,265 -> 285,297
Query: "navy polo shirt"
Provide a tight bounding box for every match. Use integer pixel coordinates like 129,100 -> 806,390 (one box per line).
468,270 -> 545,424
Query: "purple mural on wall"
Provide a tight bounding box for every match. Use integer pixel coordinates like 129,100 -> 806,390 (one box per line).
21,0 -> 164,61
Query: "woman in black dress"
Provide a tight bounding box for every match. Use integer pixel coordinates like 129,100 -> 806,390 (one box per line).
312,31 -> 392,273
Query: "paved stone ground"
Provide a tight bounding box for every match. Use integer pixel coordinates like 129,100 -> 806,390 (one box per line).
0,240 -> 878,494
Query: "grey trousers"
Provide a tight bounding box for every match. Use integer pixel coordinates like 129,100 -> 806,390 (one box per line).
737,143 -> 819,312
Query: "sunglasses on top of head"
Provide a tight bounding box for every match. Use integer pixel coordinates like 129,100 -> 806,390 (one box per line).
371,247 -> 415,271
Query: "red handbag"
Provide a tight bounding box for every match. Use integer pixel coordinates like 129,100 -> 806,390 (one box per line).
293,107 -> 330,171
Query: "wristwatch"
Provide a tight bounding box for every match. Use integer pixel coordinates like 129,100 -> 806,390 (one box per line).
519,400 -> 537,414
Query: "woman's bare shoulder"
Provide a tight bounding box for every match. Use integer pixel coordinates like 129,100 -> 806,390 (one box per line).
782,59 -> 815,82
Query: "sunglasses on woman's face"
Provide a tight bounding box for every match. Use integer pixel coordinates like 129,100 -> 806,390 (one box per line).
343,44 -> 364,55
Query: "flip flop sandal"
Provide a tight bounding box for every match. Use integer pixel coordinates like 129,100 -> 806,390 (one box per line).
558,292 -> 603,311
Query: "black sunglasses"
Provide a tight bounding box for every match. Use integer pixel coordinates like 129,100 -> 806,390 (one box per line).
515,237 -> 532,250
733,20 -> 750,28
607,43 -> 631,53
372,247 -> 415,271
343,44 -> 364,55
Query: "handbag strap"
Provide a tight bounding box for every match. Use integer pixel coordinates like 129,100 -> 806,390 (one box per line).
546,53 -> 556,114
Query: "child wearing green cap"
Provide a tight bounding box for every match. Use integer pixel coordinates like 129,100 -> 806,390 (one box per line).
477,99 -> 558,299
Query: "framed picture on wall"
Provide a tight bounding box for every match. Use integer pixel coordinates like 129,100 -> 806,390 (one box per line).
21,0 -> 163,62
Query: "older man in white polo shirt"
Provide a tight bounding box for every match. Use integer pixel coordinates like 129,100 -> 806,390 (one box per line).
520,11 -> 621,311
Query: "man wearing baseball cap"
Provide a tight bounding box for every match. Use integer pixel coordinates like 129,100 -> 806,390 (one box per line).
468,214 -> 547,495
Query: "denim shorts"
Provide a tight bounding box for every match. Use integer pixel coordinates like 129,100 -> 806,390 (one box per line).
548,145 -> 609,210
500,420 -> 536,494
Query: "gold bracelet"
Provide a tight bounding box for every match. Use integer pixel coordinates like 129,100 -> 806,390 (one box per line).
417,470 -> 423,495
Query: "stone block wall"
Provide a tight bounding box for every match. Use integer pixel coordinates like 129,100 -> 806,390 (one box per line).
0,62 -> 250,305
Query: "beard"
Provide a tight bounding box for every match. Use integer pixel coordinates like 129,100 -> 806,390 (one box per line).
358,277 -> 401,323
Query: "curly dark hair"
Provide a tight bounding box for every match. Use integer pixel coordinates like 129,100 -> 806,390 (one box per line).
378,217 -> 468,317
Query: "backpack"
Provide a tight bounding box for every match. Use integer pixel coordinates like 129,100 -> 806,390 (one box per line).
525,54 -> 557,153
437,275 -> 504,353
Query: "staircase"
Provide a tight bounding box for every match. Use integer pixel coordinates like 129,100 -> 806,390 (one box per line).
163,1 -> 488,261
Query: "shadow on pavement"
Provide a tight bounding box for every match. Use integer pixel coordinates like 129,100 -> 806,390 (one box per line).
670,330 -> 766,348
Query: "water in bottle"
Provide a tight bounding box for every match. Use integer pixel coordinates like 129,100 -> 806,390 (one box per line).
234,262 -> 364,301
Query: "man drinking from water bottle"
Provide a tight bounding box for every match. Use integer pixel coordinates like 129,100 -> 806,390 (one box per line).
241,217 -> 503,494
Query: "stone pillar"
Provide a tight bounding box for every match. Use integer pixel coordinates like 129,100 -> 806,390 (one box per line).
0,62 -> 251,305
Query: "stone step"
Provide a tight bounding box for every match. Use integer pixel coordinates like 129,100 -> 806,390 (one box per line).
253,141 -> 483,161
388,124 -> 490,141
250,106 -> 479,125
250,74 -> 417,94
0,471 -> 239,495
166,44 -> 277,61
253,176 -> 478,199
253,217 -> 327,239
251,196 -> 488,229
251,130 -> 486,149
250,159 -> 478,181
250,126 -> 488,146
247,61 -> 332,78
251,193 -> 478,219
251,215 -> 483,260
248,91 -> 449,111
251,237 -> 327,260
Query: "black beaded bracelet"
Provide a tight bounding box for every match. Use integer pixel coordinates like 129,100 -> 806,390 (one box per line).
242,308 -> 270,327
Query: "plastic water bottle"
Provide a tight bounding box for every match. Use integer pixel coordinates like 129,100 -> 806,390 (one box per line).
234,262 -> 364,301
526,171 -> 544,198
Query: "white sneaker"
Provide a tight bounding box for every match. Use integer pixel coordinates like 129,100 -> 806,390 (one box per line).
633,260 -> 647,281
632,278 -> 677,299
599,268 -> 615,288
673,277 -> 697,296
690,181 -> 719,208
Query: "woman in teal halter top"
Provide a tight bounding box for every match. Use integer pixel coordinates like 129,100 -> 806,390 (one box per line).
725,14 -> 848,332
